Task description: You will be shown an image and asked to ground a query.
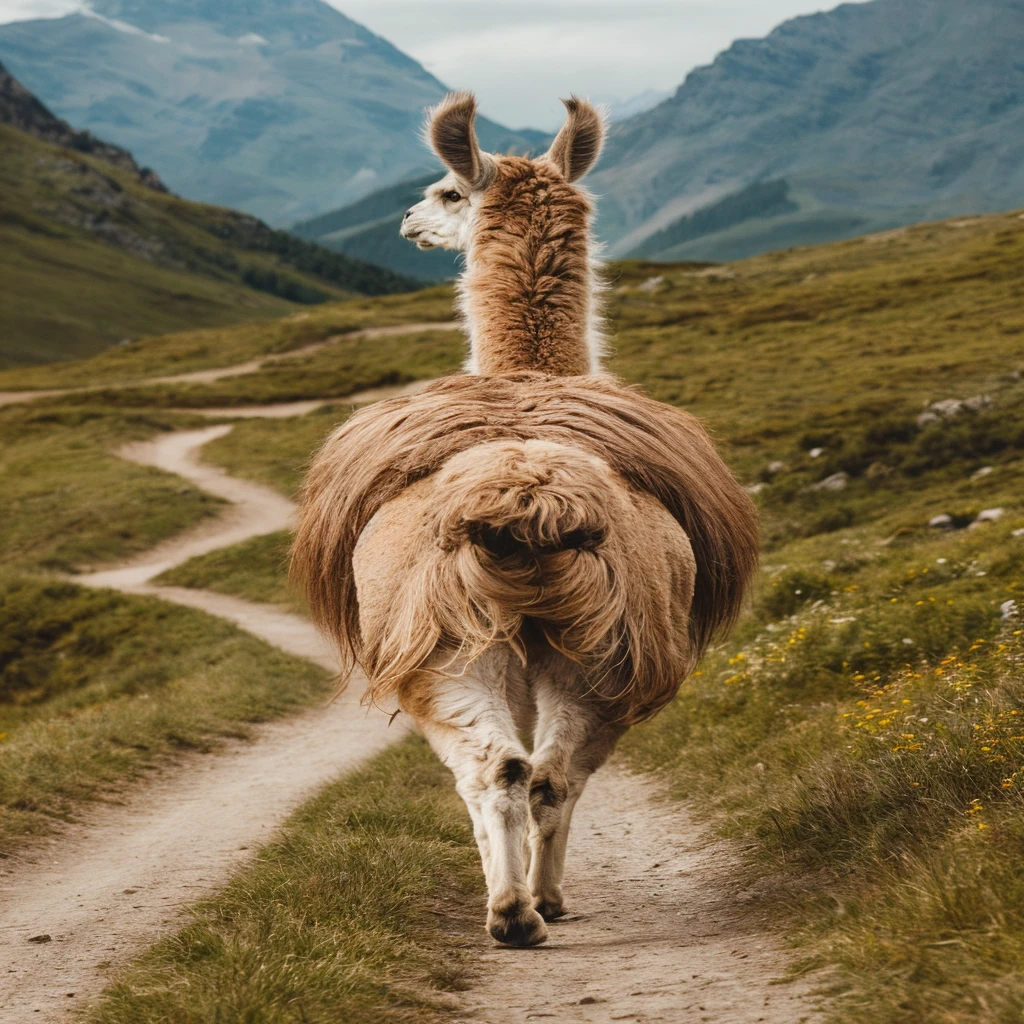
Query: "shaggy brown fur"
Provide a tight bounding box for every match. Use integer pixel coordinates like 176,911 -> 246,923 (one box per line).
463,156 -> 596,376
292,372 -> 759,722
547,96 -> 605,184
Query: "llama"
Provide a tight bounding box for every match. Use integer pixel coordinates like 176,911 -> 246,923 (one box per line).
292,93 -> 759,947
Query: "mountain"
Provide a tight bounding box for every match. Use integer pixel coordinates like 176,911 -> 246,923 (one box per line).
0,0 -> 547,226
601,88 -> 673,123
591,0 -> 1024,260
0,61 -> 420,369
0,55 -> 167,192
292,174 -> 461,283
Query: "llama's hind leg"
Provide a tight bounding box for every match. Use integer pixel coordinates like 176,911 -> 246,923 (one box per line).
527,670 -> 625,920
400,651 -> 547,947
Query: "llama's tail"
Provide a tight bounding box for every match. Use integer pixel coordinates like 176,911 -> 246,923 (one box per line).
363,440 -> 635,697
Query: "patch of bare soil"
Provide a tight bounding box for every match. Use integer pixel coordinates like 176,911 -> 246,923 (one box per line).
457,768 -> 821,1024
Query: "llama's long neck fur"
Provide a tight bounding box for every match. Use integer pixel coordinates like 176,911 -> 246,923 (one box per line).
459,157 -> 604,377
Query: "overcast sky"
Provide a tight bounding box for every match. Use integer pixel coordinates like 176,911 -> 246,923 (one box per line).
0,0 -> 869,129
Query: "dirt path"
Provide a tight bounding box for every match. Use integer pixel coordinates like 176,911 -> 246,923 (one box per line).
457,769 -> 821,1024
0,321 -> 453,408
0,396 -> 407,1022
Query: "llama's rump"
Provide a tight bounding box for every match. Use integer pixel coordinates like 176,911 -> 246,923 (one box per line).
292,372 -> 759,706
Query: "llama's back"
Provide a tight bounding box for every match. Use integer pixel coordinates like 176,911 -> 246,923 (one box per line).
351,437 -> 697,722
291,373 -> 758,721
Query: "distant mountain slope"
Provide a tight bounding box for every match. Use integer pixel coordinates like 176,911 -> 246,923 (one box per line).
0,57 -> 167,191
0,0 -> 546,225
593,0 -> 1024,259
293,175 -> 461,282
0,63 -> 421,368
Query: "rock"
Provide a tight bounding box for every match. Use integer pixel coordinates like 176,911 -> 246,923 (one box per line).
974,507 -> 1005,523
810,471 -> 849,492
1013,528 -> 1024,538
637,275 -> 664,293
28,934 -> 52,943
808,447 -> 825,459
917,395 -> 992,426
929,514 -> 953,529
746,482 -> 768,495
1001,600 -> 1019,621
971,466 -> 993,479
767,460 -> 787,475
578,995 -> 605,1005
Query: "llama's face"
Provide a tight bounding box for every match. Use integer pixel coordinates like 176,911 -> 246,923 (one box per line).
400,171 -> 481,252
400,90 -> 606,256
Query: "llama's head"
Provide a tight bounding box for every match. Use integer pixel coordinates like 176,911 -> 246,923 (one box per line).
400,91 -> 606,253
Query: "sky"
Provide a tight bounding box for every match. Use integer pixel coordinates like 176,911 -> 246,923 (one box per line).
0,0 -> 869,130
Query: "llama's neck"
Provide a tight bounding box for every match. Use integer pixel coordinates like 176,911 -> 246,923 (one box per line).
458,169 -> 603,377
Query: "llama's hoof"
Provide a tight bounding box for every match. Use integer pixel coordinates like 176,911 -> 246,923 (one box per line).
488,899 -> 548,947
534,897 -> 568,922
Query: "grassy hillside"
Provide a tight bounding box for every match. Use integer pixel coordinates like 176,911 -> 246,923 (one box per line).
0,123 -> 421,369
0,286 -> 455,392
2,206 -> 1023,1020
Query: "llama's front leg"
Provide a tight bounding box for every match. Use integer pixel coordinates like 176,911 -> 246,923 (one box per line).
402,657 -> 547,947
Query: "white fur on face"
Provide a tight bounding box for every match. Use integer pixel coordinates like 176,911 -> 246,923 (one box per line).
399,172 -> 481,252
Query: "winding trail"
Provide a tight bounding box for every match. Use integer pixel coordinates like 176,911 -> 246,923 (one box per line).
0,378 -> 420,1023
0,328 -> 822,1022
0,321 -> 453,409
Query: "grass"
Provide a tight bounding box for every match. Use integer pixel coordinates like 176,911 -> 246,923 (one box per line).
155,531 -> 306,614
618,516 -> 1024,1020
202,404 -> 351,496
0,398 -> 332,854
84,735 -> 483,1024
0,575 -> 328,853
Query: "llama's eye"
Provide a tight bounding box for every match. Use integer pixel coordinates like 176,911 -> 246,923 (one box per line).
443,190 -> 463,203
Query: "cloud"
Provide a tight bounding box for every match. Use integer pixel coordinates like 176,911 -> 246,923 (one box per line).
337,0 -> 872,130
0,0 -> 83,21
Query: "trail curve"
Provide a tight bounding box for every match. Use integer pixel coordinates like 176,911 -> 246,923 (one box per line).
0,391 -> 407,1022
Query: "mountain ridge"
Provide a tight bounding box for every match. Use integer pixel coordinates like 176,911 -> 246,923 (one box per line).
592,0 -> 1024,258
0,0 -> 547,225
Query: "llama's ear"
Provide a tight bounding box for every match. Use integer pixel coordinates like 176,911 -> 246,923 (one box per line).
427,91 -> 495,191
546,96 -> 606,183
